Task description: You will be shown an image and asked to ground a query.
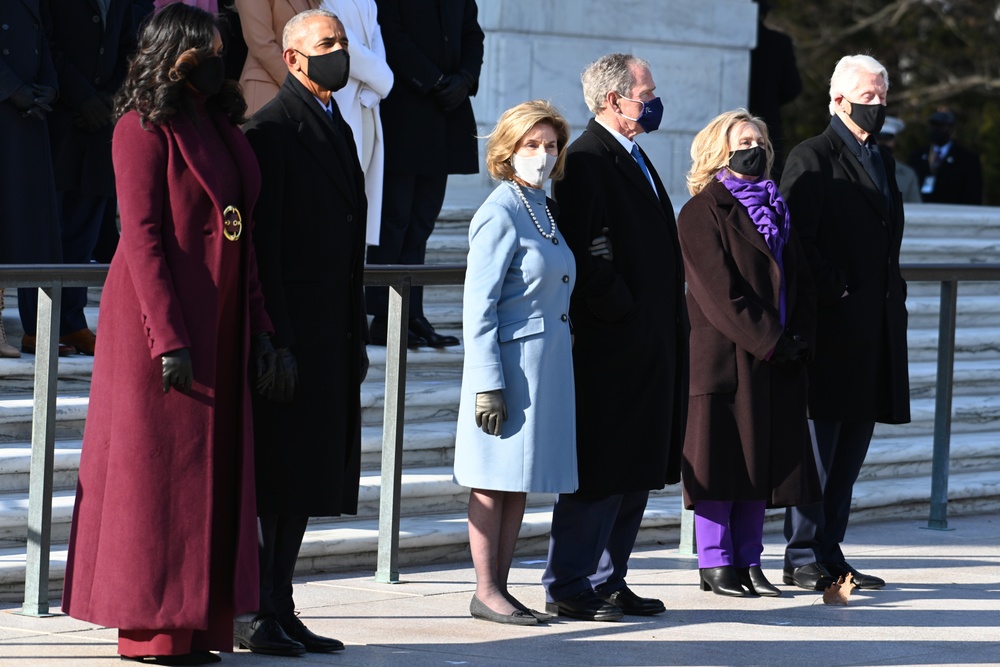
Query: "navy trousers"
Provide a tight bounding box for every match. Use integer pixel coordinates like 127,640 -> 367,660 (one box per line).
542,490 -> 648,602
365,171 -> 448,322
784,419 -> 876,569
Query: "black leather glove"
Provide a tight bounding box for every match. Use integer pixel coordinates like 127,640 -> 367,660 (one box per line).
771,334 -> 808,363
161,348 -> 194,394
251,332 -> 278,396
269,347 -> 298,402
75,94 -> 113,132
360,345 -> 370,384
475,389 -> 507,436
8,85 -> 36,110
431,74 -> 469,113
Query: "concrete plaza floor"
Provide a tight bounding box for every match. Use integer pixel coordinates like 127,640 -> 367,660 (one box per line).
1,512 -> 998,667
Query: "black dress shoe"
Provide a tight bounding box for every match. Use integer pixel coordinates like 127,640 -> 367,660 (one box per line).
699,566 -> 748,597
279,612 -> 345,652
368,317 -> 426,348
544,589 -> 623,621
736,566 -> 781,597
408,316 -> 459,347
122,653 -> 221,665
825,561 -> 885,589
599,586 -> 665,615
782,562 -> 837,590
233,616 -> 306,656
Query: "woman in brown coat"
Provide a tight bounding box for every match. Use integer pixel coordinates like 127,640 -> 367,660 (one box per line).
677,109 -> 820,598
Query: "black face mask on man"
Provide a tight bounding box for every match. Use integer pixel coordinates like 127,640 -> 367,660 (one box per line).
189,55 -> 225,95
848,101 -> 886,135
295,49 -> 350,93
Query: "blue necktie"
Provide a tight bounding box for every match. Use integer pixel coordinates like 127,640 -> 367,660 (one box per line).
631,145 -> 657,197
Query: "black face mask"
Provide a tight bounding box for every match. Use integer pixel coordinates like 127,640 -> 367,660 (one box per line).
728,145 -> 766,177
296,49 -> 350,93
189,55 -> 225,95
929,128 -> 951,146
848,101 -> 886,135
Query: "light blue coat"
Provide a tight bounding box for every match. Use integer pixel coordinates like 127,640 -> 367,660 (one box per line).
453,182 -> 578,493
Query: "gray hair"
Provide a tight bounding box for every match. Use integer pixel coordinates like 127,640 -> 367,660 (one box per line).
828,54 -> 889,115
282,8 -> 339,50
581,53 -> 651,115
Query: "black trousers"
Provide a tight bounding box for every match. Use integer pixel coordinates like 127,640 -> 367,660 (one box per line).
784,419 -> 876,569
365,171 -> 447,321
257,514 -> 309,618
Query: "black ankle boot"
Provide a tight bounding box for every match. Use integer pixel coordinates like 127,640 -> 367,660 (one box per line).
699,566 -> 748,597
736,566 -> 781,597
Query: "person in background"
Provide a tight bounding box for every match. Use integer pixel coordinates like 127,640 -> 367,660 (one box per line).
238,8 -> 368,656
908,110 -> 983,205
236,0 -> 318,117
61,6 -> 278,663
32,0 -> 135,356
876,115 -> 921,204
367,0 -> 484,348
0,0 -> 60,358
320,0 -> 393,246
454,100 -> 576,626
780,54 -> 910,593
543,52 -> 688,622
677,109 -> 820,598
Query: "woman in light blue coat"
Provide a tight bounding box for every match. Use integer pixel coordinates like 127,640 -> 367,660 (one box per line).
454,100 -> 579,626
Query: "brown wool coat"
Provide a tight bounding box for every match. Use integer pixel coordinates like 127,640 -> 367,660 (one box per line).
677,179 -> 821,509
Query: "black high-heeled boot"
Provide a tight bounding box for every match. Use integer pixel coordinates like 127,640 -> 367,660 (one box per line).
699,566 -> 748,597
736,566 -> 781,597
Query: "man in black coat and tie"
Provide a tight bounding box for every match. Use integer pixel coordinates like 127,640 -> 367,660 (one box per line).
780,54 -> 910,592
238,8 -> 368,656
543,53 -> 689,621
908,110 -> 983,205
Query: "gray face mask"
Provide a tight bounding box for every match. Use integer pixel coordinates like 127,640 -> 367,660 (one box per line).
512,152 -> 557,186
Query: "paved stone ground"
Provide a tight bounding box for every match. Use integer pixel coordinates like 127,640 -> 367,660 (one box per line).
1,512 -> 998,667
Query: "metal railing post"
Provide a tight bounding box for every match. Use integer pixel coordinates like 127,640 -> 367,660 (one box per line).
926,279 -> 958,530
21,284 -> 62,616
678,507 -> 697,556
375,277 -> 411,583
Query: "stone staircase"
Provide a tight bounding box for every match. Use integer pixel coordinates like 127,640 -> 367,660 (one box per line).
1,202 -> 1000,600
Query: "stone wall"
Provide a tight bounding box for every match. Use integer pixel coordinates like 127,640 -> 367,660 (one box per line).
448,0 -> 760,205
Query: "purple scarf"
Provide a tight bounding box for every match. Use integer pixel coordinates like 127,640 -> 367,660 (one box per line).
718,172 -> 792,325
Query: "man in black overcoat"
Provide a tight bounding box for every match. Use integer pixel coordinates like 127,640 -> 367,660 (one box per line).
31,0 -> 135,355
908,110 -> 983,205
542,53 -> 689,621
238,8 -> 368,656
366,0 -> 483,347
0,0 -> 61,344
780,54 -> 910,592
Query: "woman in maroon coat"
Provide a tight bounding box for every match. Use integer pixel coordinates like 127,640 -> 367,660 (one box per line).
677,109 -> 820,599
62,5 -> 278,664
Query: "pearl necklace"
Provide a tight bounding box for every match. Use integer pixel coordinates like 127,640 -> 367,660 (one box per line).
508,181 -> 559,244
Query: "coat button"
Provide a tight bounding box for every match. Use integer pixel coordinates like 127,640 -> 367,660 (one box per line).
2,24 -> 9,30
560,314 -> 568,322
2,49 -> 8,56
92,15 -> 100,22
99,47 -> 105,55
562,275 -> 569,283
346,214 -> 353,222
95,77 -> 102,84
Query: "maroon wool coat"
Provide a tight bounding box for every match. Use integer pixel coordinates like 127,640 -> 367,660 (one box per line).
62,108 -> 272,630
677,179 -> 821,509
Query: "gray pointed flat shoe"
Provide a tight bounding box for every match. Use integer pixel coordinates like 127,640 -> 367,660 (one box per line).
470,594 -> 538,626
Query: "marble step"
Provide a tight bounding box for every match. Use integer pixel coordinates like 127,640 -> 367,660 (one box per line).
900,204 -> 1000,238
2,466 -> 997,600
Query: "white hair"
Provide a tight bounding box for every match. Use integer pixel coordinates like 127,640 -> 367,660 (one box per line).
581,53 -> 651,115
282,8 -> 339,50
828,54 -> 889,115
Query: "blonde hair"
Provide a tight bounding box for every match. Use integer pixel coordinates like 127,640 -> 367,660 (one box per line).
686,109 -> 773,196
484,100 -> 571,182
828,54 -> 889,115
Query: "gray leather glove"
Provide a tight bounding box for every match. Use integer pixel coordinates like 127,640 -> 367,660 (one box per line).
161,348 -> 193,394
589,227 -> 613,261
269,347 -> 298,402
251,332 -> 278,396
475,389 -> 507,436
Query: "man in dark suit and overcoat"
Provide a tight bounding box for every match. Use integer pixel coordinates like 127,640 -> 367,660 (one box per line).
780,54 -> 910,592
366,0 -> 483,347
543,52 -> 689,621
237,8 -> 368,656
908,110 -> 983,205
29,0 -> 135,355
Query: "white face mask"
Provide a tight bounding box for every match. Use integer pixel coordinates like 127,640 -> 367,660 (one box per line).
511,152 -> 557,187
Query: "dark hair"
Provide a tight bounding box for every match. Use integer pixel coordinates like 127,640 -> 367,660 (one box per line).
115,3 -> 247,126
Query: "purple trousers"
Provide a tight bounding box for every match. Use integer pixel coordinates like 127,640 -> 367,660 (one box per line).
694,500 -> 766,569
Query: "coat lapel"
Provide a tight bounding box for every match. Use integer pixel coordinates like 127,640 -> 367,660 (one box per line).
825,125 -> 890,221
169,114 -> 229,218
586,119 -> 664,212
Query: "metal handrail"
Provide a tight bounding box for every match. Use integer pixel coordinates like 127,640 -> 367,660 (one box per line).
1,261 -> 996,611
